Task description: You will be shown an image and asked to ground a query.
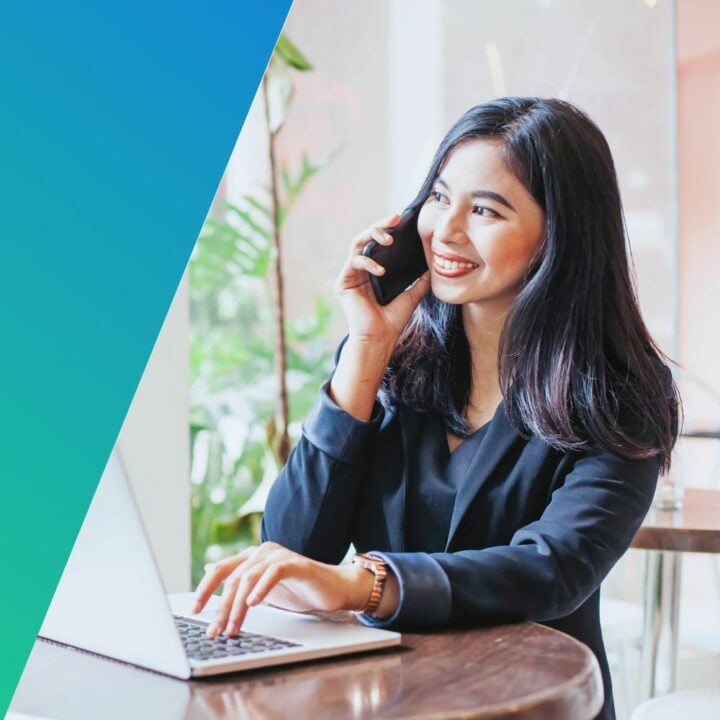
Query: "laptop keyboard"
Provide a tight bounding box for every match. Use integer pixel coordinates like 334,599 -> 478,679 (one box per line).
175,617 -> 302,661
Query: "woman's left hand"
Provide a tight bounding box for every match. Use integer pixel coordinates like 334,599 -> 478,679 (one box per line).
191,541 -> 371,638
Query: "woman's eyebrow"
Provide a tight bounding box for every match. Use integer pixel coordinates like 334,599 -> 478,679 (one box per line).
435,177 -> 516,213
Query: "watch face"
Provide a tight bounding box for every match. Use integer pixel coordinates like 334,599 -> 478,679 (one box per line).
354,552 -> 387,573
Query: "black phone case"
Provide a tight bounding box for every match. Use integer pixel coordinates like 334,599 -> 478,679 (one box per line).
361,209 -> 428,306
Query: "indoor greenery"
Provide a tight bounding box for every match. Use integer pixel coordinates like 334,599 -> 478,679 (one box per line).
188,34 -> 340,584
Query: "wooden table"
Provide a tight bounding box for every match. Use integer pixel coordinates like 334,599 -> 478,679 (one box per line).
631,488 -> 720,699
11,615 -> 603,720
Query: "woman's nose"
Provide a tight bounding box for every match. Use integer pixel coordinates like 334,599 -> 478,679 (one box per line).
433,207 -> 469,245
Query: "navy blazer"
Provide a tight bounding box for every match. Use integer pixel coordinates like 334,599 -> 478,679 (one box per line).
261,338 -> 671,720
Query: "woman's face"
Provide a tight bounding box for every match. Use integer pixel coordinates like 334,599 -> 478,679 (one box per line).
417,138 -> 545,308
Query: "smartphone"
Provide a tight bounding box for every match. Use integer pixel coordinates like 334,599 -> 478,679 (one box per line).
362,208 -> 428,306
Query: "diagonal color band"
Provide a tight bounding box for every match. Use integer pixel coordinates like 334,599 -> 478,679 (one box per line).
0,1 -> 293,713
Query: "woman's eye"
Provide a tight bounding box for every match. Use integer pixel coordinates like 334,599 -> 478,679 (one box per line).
474,205 -> 498,217
429,192 -> 499,218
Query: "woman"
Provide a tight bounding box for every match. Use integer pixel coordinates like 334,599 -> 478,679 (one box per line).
192,97 -> 680,720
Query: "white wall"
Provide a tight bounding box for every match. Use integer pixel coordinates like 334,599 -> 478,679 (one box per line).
116,271 -> 191,593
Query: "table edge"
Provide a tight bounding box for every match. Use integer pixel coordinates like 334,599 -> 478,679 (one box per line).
394,621 -> 604,720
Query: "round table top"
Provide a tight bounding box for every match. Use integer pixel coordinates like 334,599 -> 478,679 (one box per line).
187,616 -> 604,720
632,488 -> 720,553
16,616 -> 603,720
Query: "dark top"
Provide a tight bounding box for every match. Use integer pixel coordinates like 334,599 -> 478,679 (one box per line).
261,337 -> 675,720
406,413 -> 491,553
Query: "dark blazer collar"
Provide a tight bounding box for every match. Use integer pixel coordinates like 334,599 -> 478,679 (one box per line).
444,401 -> 523,551
387,405 -> 416,553
388,401 -> 524,553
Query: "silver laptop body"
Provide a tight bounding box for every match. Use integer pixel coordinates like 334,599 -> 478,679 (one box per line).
38,450 -> 401,678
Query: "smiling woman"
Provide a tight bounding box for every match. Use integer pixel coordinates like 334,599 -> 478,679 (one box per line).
195,97 -> 680,720
418,138 -> 545,310
385,98 -> 679,458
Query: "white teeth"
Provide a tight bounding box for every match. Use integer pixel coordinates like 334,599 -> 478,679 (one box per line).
433,255 -> 477,271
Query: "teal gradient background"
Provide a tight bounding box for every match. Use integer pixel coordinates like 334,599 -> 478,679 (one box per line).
0,1 -> 292,712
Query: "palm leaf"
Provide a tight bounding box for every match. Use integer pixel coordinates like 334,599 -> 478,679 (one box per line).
275,33 -> 313,71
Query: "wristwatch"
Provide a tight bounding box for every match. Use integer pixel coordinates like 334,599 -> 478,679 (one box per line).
351,552 -> 388,616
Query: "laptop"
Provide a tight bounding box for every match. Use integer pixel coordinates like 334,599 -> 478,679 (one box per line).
38,450 -> 401,678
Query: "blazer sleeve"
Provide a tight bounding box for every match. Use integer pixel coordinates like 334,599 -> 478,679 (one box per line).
358,444 -> 662,630
260,336 -> 386,565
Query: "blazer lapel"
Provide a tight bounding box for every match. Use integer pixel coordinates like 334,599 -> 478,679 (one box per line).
444,403 -> 523,552
382,404 -> 420,552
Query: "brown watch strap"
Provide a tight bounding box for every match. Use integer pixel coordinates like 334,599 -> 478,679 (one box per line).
351,552 -> 388,616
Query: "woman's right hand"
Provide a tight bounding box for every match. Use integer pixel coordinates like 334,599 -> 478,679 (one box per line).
334,212 -> 431,346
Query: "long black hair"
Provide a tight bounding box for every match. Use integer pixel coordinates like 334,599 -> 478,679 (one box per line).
381,97 -> 680,474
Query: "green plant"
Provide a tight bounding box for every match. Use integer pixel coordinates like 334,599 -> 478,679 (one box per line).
188,34 -> 340,583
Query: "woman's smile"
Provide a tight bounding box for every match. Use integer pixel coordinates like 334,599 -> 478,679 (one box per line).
432,251 -> 480,278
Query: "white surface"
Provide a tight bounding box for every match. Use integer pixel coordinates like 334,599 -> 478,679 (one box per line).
601,596 -> 644,647
631,689 -> 720,719
387,0 -> 445,215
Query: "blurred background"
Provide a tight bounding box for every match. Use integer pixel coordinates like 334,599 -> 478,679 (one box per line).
114,1 -> 720,716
